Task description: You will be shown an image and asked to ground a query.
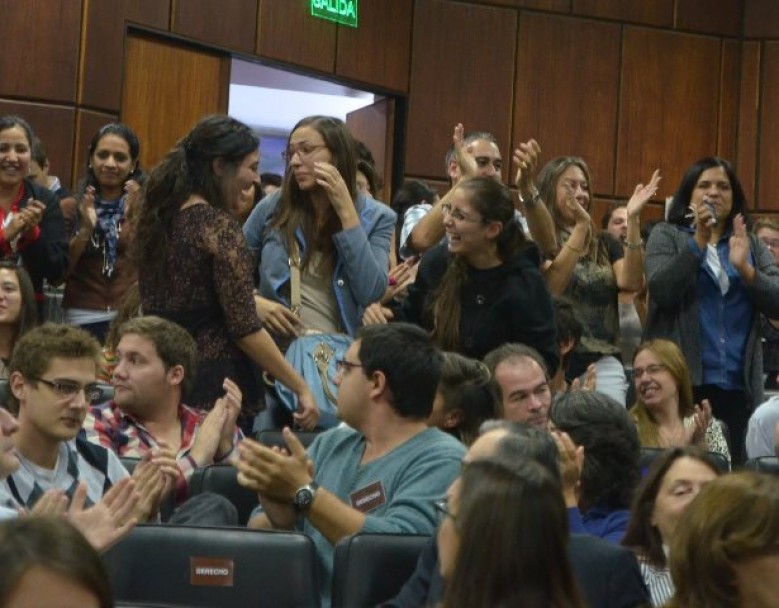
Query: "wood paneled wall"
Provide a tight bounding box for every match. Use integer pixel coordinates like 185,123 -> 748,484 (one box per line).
0,0 -> 775,215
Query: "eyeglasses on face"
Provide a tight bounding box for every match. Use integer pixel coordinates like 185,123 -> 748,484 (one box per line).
434,498 -> 457,523
633,364 -> 667,379
281,143 -> 327,163
759,237 -> 779,250
31,377 -> 110,404
440,202 -> 482,223
335,359 -> 363,375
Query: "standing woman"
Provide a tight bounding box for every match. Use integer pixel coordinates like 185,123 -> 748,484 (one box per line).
537,157 -> 659,405
135,115 -> 317,429
0,116 -> 67,313
364,177 -> 559,372
644,157 -> 779,463
0,262 -> 37,380
64,123 -> 143,342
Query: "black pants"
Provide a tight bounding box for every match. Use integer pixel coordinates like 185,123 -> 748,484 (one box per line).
693,385 -> 752,465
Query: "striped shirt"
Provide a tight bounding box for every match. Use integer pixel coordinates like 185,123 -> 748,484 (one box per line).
638,555 -> 674,607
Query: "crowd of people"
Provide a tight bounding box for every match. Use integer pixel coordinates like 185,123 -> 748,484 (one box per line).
0,111 -> 778,607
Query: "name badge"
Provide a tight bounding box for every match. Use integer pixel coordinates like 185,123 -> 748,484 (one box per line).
349,480 -> 386,513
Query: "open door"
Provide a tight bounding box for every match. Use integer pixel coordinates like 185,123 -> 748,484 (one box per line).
346,98 -> 395,203
122,33 -> 230,169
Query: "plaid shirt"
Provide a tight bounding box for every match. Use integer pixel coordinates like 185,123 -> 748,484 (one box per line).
83,401 -> 243,502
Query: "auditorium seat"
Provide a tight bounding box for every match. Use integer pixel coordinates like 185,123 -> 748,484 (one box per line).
103,524 -> 320,607
331,533 -> 429,608
257,429 -> 321,449
187,465 -> 258,526
639,447 -> 730,474
743,456 -> 779,475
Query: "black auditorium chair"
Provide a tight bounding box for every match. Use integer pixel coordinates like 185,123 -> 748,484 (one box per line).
103,524 -> 321,608
257,429 -> 322,449
331,534 -> 429,608
639,447 -> 730,474
743,456 -> 779,475
188,465 -> 259,526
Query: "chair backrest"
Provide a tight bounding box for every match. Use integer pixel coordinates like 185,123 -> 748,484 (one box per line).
103,524 -> 320,608
639,447 -> 730,474
331,533 -> 429,608
743,456 -> 779,475
257,429 -> 321,449
187,465 -> 258,526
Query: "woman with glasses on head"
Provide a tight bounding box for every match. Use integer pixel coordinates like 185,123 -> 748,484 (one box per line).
136,115 -> 317,430
243,116 -> 394,425
630,339 -> 730,464
645,157 -> 779,463
63,123 -> 143,343
363,177 -> 559,372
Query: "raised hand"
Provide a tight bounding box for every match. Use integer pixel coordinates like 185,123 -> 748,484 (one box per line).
551,430 -> 583,508
80,186 -> 98,232
68,479 -> 138,552
189,401 -> 228,466
314,161 -> 353,213
513,139 -> 541,193
7,199 -> 46,241
452,123 -> 478,181
728,214 -> 752,274
685,399 -> 712,446
217,378 -> 242,458
626,169 -> 661,219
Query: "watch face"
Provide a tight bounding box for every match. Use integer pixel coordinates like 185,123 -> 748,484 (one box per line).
295,487 -> 314,509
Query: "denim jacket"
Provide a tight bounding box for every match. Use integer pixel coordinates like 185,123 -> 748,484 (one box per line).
243,191 -> 395,336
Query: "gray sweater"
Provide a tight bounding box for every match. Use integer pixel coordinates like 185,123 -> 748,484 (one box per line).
644,222 -> 779,408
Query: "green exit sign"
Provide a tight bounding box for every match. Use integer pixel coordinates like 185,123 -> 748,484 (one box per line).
311,0 -> 358,28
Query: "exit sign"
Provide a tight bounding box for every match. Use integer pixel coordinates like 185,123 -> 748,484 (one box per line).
311,0 -> 358,28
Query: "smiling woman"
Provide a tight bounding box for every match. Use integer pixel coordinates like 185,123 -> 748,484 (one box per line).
63,124 -> 144,343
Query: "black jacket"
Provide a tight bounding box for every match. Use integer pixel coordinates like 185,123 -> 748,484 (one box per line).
395,241 -> 559,371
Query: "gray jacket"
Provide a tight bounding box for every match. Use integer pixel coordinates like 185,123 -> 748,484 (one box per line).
645,222 -> 779,408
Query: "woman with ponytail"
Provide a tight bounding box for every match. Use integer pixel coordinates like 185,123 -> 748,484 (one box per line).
363,176 -> 558,371
135,115 -> 318,430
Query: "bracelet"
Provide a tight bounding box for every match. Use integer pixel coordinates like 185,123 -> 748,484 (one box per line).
518,189 -> 541,206
624,239 -> 643,250
564,241 -> 586,254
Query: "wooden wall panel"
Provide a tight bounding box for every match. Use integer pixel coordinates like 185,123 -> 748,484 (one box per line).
0,101 -> 76,190
81,0 -> 171,112
256,0 -> 336,74
0,0 -> 81,103
514,13 -> 620,195
718,39 -> 740,162
616,29 -> 721,200
757,43 -> 779,210
336,0 -> 413,92
676,0 -> 741,36
572,0 -> 673,27
406,0 -> 517,181
121,35 -> 230,170
468,0 -> 570,10
744,0 -> 779,38
73,110 -> 119,188
736,42 -> 760,204
173,0 -> 256,54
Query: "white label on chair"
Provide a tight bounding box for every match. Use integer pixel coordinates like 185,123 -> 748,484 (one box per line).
190,557 -> 235,586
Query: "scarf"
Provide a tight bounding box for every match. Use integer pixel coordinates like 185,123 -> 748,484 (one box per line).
94,196 -> 125,277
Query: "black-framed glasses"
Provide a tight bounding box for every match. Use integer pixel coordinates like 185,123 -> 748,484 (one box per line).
633,364 -> 667,379
434,498 -> 457,523
281,143 -> 327,163
335,359 -> 363,375
31,377 -> 111,404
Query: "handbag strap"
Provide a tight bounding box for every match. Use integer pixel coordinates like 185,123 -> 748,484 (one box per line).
289,238 -> 302,317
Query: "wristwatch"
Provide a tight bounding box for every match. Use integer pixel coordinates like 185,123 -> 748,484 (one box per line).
293,481 -> 320,512
518,188 -> 541,206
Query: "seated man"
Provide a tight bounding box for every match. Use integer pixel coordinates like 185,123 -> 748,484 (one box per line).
484,343 -> 552,428
236,324 -> 465,603
0,324 -> 165,523
83,316 -> 242,502
386,420 -> 650,608
746,393 -> 779,459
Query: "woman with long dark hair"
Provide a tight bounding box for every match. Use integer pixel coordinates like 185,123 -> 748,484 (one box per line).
0,115 -> 67,314
364,176 -> 558,371
644,157 -> 779,462
135,115 -> 317,429
64,123 -> 143,342
438,458 -> 583,608
0,261 -> 37,381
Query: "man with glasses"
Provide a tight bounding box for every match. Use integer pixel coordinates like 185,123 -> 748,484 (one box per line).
0,324 -> 169,523
237,323 -> 464,604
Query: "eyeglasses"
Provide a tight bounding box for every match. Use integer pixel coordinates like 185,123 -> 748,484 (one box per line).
434,498 -> 457,523
335,359 -> 363,375
441,203 -> 482,224
633,364 -> 667,379
281,143 -> 327,163
759,237 -> 779,251
31,377 -> 110,404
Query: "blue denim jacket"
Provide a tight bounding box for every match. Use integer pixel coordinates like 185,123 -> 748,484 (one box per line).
243,191 -> 396,336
